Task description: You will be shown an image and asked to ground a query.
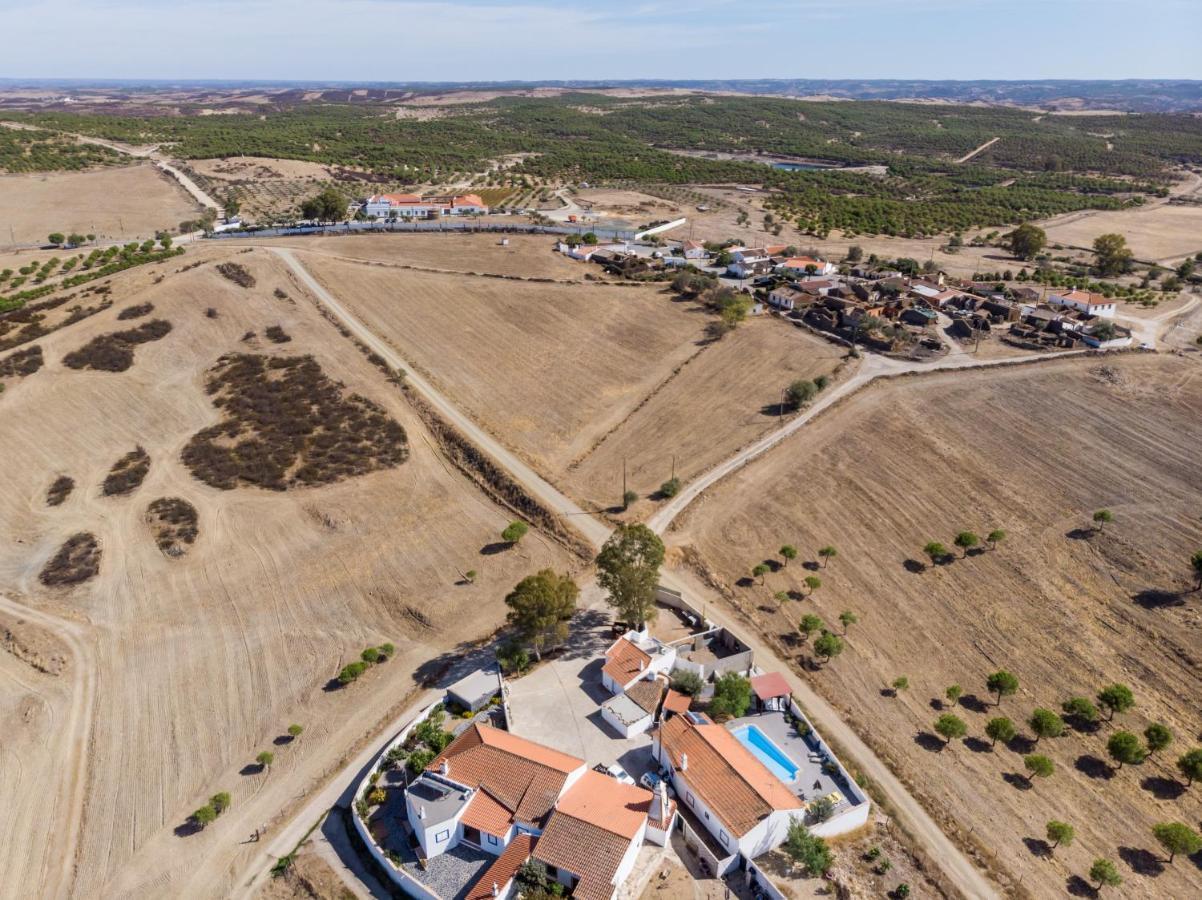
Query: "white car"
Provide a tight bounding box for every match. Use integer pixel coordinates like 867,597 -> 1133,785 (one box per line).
606,764 -> 635,785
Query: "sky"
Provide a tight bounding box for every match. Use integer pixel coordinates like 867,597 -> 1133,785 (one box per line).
0,0 -> 1197,82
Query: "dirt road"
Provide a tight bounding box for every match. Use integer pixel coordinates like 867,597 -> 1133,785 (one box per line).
271,246 -> 612,550
268,248 -> 1004,900
0,593 -> 97,900
954,137 -> 999,164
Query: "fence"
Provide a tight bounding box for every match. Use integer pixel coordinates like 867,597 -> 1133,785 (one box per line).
786,697 -> 872,838
204,220 -> 639,242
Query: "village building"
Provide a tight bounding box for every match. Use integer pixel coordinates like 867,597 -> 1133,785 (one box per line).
363,192 -> 490,219
776,256 -> 837,277
681,239 -> 708,260
1048,288 -> 1117,318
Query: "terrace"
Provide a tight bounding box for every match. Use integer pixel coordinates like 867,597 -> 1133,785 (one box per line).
724,710 -> 857,823
669,627 -> 753,678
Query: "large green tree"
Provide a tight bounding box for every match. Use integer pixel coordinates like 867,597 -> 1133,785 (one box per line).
986,670 -> 1019,706
299,187 -> 347,222
595,524 -> 665,628
1093,233 -> 1132,276
1006,223 -> 1047,260
1152,822 -> 1202,863
504,569 -> 579,660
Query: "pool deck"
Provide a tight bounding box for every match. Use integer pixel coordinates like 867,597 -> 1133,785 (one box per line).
725,710 -> 854,820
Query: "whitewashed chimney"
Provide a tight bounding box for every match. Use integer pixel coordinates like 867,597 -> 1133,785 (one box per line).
680,753 -> 688,772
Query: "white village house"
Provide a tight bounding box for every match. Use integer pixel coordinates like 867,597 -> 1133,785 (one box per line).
363,192 -> 489,219
1047,288 -> 1117,318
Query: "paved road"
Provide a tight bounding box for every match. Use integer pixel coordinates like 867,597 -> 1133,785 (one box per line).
270,248 -> 1005,900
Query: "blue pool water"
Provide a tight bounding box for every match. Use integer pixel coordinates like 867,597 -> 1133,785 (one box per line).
731,725 -> 799,783
772,161 -> 826,171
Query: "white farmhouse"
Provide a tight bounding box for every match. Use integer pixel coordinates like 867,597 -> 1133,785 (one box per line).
1048,288 -> 1117,318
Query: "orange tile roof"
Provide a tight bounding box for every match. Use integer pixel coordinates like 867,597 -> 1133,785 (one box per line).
603,638 -> 651,688
465,833 -> 536,900
377,193 -> 423,204
662,689 -> 692,715
781,256 -> 828,269
750,672 -> 791,701
658,714 -> 802,837
535,813 -> 633,900
555,769 -> 653,839
461,787 -> 514,836
430,723 -> 583,826
453,193 -> 487,207
625,678 -> 665,716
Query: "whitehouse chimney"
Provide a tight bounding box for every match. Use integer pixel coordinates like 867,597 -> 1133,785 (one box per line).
680,753 -> 688,772
440,760 -> 449,776
492,883 -> 500,897
418,804 -> 427,820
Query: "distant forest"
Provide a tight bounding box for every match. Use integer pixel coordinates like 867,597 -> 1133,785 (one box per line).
6,92 -> 1201,237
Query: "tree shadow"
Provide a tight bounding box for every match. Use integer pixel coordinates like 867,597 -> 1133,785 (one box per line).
479,541 -> 512,556
959,694 -> 990,713
240,763 -> 265,776
1065,875 -> 1096,897
1075,754 -> 1114,780
173,820 -> 201,838
273,734 -> 295,746
1119,846 -> 1165,877
902,559 -> 926,575
1002,772 -> 1033,791
802,561 -> 820,572
964,737 -> 994,754
929,698 -> 944,711
1140,775 -> 1186,800
1023,837 -> 1052,859
786,589 -> 804,602
736,576 -> 755,588
1006,735 -> 1037,755
965,547 -> 987,558
914,732 -> 946,753
780,632 -> 801,649
758,604 -> 780,614
1132,589 -> 1186,609
1064,714 -> 1101,734
762,559 -> 783,573
1066,527 -> 1096,541
881,688 -> 898,698
323,677 -> 346,692
760,402 -> 789,418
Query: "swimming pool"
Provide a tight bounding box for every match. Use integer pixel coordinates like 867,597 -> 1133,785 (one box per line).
731,724 -> 799,783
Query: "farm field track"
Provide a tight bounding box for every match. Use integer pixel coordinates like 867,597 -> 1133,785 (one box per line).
672,353 -> 1202,899
265,232 -> 600,280
0,163 -> 202,245
565,317 -> 846,518
296,252 -> 710,477
0,246 -> 574,898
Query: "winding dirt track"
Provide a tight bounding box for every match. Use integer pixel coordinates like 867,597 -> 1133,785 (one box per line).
0,594 -> 97,900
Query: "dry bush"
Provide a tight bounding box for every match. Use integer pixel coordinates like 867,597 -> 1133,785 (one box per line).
146,497 -> 199,557
116,302 -> 154,320
39,532 -> 101,587
182,353 -> 408,491
46,475 -> 75,507
264,325 -> 291,344
0,345 -> 43,378
215,262 -> 255,288
102,446 -> 151,496
62,319 -> 172,372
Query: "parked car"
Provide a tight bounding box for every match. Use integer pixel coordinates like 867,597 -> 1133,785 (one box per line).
605,764 -> 635,785
639,771 -> 662,791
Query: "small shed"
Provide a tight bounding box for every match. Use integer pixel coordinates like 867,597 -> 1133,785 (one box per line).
446,666 -> 501,713
751,671 -> 791,712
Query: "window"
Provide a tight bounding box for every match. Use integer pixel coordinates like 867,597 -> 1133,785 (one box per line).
435,829 -> 450,843
703,811 -> 710,820
487,834 -> 499,845
686,792 -> 695,808
545,865 -> 559,879
719,830 -> 729,846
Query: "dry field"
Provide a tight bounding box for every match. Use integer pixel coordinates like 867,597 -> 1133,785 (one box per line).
0,163 -> 201,245
188,157 -> 338,182
672,353 -> 1202,899
266,232 -> 593,279
296,252 -> 708,476
0,247 -> 573,898
565,317 -> 846,516
1042,202 -> 1202,266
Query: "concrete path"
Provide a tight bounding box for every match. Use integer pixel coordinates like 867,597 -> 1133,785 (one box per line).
954,137 -> 1000,164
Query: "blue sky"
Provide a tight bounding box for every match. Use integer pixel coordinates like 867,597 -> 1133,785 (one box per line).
0,0 -> 1197,81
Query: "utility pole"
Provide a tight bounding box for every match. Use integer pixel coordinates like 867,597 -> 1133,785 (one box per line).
779,388 -> 786,425
670,454 -> 676,481
622,457 -> 627,500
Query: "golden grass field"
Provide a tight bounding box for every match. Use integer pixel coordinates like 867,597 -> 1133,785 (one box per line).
297,252 -> 709,475
0,247 -> 574,898
672,353 -> 1202,899
0,163 -> 202,245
